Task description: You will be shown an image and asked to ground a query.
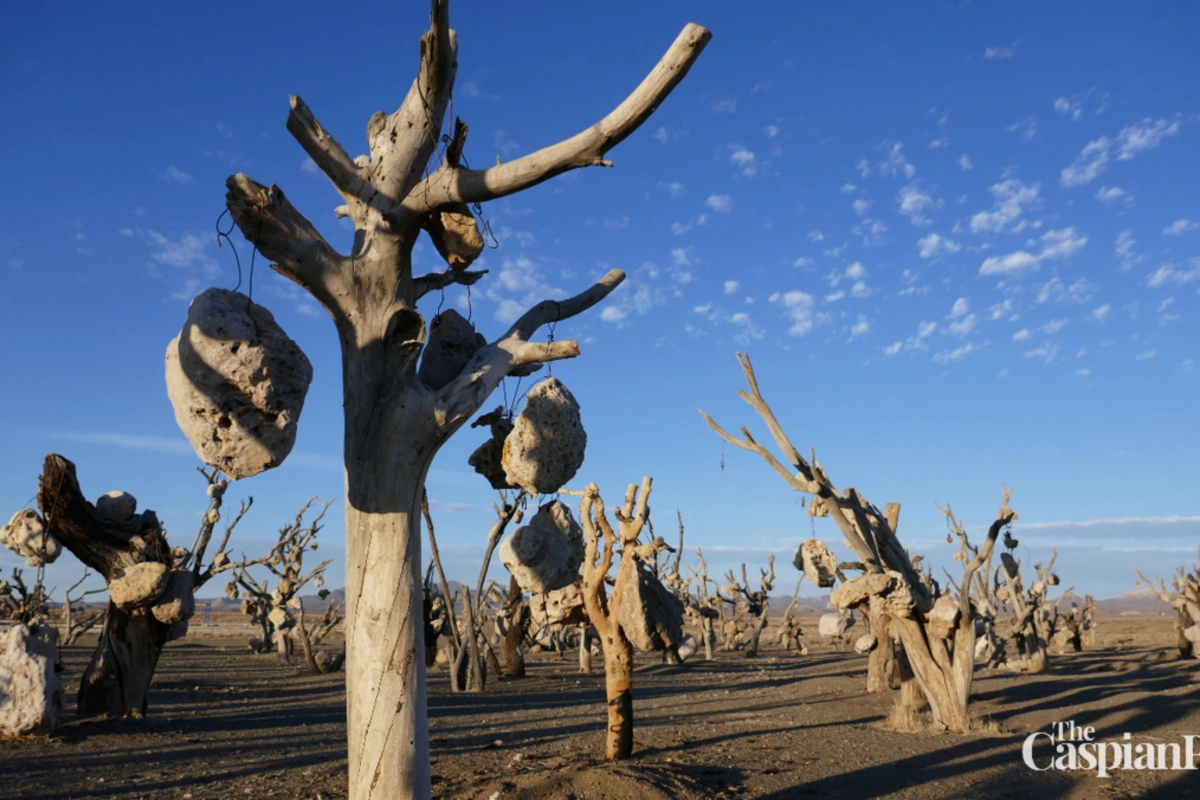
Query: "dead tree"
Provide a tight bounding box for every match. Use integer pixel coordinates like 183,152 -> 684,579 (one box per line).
576,478 -> 683,760
721,558 -> 776,657
60,569 -> 107,646
684,548 -> 720,660
6,456 -> 253,718
500,576 -> 528,678
226,498 -> 335,663
1136,556 -> 1200,658
0,568 -> 51,625
296,597 -> 346,674
775,578 -> 808,654
996,549 -> 1066,673
941,505 -> 1007,668
701,353 -> 1018,732
215,3 -> 709,795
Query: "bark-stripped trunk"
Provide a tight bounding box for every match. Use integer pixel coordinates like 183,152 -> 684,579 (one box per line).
865,596 -> 894,693
77,601 -> 170,718
602,629 -> 635,760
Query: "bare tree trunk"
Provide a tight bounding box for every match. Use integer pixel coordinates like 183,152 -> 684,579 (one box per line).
700,616 -> 714,661
866,596 -> 894,694
603,630 -> 635,760
77,602 -> 170,718
579,627 -> 594,674
746,606 -> 769,657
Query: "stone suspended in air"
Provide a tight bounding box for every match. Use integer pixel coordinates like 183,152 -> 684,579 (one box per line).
418,309 -> 486,391
425,203 -> 485,272
467,408 -> 516,490
165,288 -> 312,480
611,560 -> 685,652
501,378 -> 587,496
1,509 -> 62,568
796,539 -> 837,588
500,501 -> 584,594
109,562 -> 171,611
150,570 -> 196,626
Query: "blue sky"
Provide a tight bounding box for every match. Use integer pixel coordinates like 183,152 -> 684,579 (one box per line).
1,1 -> 1198,601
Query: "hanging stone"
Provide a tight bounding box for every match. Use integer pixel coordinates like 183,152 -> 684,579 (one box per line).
110,562 -> 172,611
796,539 -> 838,588
499,501 -> 584,594
425,203 -> 485,272
1,510 -> 62,568
165,288 -> 312,480
529,579 -> 588,628
501,378 -> 587,496
611,561 -> 685,652
150,570 -> 196,626
467,407 -> 515,490
418,309 -> 486,391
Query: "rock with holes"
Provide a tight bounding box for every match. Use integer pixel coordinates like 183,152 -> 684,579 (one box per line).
468,409 -> 516,490
611,560 -> 684,652
796,539 -> 838,588
0,624 -> 64,736
418,309 -> 486,391
1,509 -> 62,568
500,501 -> 584,594
501,378 -> 587,496
150,570 -> 196,626
426,203 -> 485,271
268,606 -> 295,631
854,633 -> 878,654
165,288 -> 312,480
529,579 -> 588,628
110,562 -> 171,610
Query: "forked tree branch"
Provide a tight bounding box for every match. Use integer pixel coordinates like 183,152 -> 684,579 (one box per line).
413,268 -> 489,300
402,23 -> 712,212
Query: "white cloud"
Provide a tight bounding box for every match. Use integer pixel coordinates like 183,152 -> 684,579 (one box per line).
970,179 -> 1040,233
946,313 -> 977,337
729,312 -> 764,346
658,181 -> 685,198
1163,218 -> 1198,236
841,183 -> 858,195
897,184 -> 937,226
1054,97 -> 1083,121
765,125 -> 780,138
1006,117 -> 1038,143
142,230 -> 220,278
958,154 -> 974,171
1094,186 -> 1129,205
856,158 -> 871,179
215,122 -> 233,138
603,217 -> 630,230
711,97 -> 738,114
157,166 -> 193,185
1091,304 -> 1111,322
845,262 -> 867,281
600,306 -> 626,323
807,230 -> 825,242
984,45 -> 1016,60
729,145 -> 757,178
723,280 -> 740,295
671,247 -> 691,267
929,136 -> 949,149
1012,329 -> 1033,341
825,290 -> 845,303
769,290 -> 817,336
879,141 -> 916,179
652,126 -> 669,144
705,194 -> 732,213
852,198 -> 871,215
1061,118 -> 1181,187
1035,275 -> 1095,305
990,299 -> 1015,320
300,157 -> 320,175
948,297 -> 969,318
849,315 -> 871,340
1038,227 -> 1088,260
793,257 -> 813,268
493,129 -> 520,156
1136,348 -> 1159,361
694,303 -> 712,314
49,430 -> 192,455
933,342 -> 980,363
1147,259 -> 1200,287
1024,343 -> 1061,365
1115,229 -> 1141,270
917,232 -> 961,259
1042,318 -> 1069,334
979,250 -> 1039,276
883,320 -> 938,356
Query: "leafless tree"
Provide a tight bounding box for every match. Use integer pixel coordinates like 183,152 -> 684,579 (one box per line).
1136,554 -> 1200,658
59,569 -> 107,646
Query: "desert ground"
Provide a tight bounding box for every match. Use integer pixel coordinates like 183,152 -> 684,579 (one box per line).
3,614 -> 1200,800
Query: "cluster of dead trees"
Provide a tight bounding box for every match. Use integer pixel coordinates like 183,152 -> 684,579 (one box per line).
1136,554 -> 1200,659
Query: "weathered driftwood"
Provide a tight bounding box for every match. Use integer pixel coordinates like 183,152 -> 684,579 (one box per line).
166,288 -> 312,479
218,2 -> 709,794
501,378 -> 588,496
0,623 -> 63,736
701,353 -> 1017,732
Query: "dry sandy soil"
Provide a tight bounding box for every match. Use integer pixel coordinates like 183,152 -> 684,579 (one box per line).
3,615 -> 1200,799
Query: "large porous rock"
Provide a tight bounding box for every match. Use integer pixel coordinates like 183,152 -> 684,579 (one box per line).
268,606 -> 295,631
925,594 -> 961,639
1,510 -> 62,568
501,378 -> 587,495
96,491 -> 137,523
418,310 -> 487,391
611,561 -> 685,652
426,203 -> 485,271
109,562 -> 171,610
796,539 -> 838,588
529,579 -> 588,628
467,408 -> 516,490
165,288 -> 312,480
854,633 -> 878,654
151,570 -> 196,625
0,624 -> 64,736
500,501 -> 584,594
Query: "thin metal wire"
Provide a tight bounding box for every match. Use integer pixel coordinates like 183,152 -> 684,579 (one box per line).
215,208 -> 244,292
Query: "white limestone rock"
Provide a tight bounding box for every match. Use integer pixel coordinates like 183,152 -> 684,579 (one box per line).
109,562 -> 171,610
500,501 -> 584,594
854,633 -> 878,654
501,378 -> 586,495
611,561 -> 685,652
150,570 -> 196,625
796,539 -> 838,588
529,579 -> 588,628
0,624 -> 63,736
819,611 -> 854,639
165,288 -> 312,480
1,509 -> 62,568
